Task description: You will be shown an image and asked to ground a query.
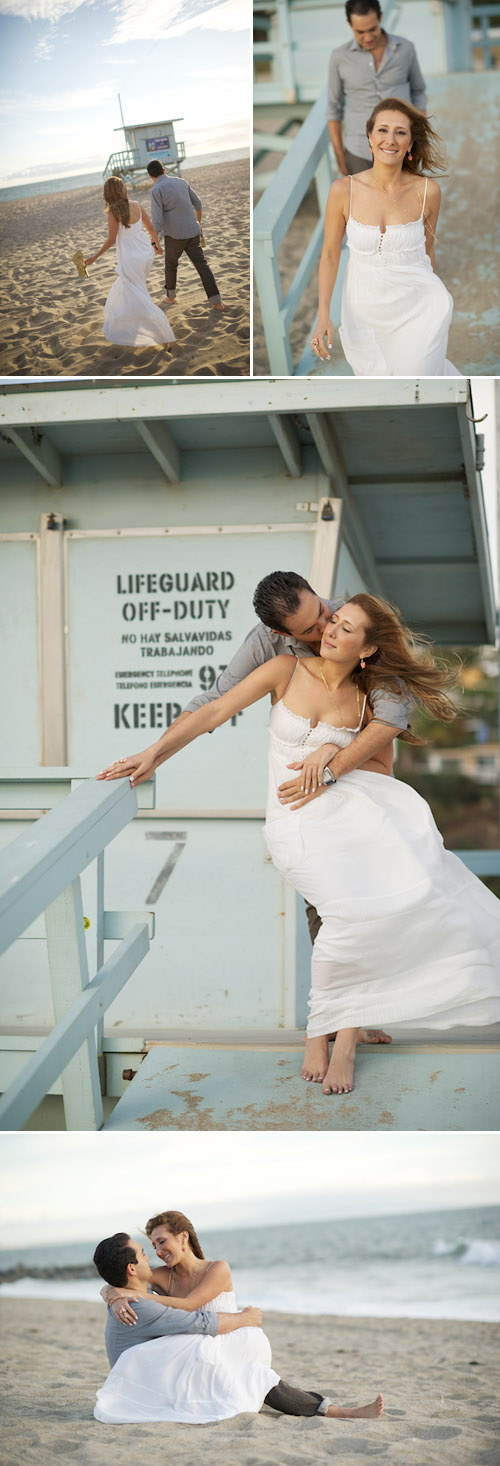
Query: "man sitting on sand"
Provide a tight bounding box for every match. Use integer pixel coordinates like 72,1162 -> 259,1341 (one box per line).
147,159 -> 223,311
93,1231 -> 383,1423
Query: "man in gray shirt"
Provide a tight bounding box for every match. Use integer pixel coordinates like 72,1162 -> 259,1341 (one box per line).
147,159 -> 223,309
93,1232 -> 382,1420
327,0 -> 427,176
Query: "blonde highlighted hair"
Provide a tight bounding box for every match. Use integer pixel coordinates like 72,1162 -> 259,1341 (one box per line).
103,175 -> 130,228
145,1210 -> 205,1259
344,593 -> 461,744
366,97 -> 447,177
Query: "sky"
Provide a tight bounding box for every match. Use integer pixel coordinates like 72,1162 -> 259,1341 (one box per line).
0,1132 -> 499,1249
0,0 -> 251,186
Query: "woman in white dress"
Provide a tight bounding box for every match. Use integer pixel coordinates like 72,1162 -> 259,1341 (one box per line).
98,594 -> 500,1097
84,175 -> 175,348
311,99 -> 460,376
95,1210 -> 383,1423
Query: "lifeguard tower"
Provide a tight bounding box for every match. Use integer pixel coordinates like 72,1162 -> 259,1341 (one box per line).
104,112 -> 186,187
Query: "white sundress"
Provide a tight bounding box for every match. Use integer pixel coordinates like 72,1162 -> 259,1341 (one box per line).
263,663 -> 500,1037
103,200 -> 175,348
338,175 -> 461,376
94,1290 -> 279,1424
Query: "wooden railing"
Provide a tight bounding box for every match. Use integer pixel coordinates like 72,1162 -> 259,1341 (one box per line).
0,772 -> 155,1131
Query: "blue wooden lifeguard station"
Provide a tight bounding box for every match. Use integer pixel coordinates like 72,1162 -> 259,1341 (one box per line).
0,379 -> 498,1131
254,0 -> 500,374
104,111 -> 186,187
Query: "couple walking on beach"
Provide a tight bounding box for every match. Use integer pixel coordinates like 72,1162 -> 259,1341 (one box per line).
84,160 -> 223,349
92,1209 -> 383,1424
99,571 -> 500,1099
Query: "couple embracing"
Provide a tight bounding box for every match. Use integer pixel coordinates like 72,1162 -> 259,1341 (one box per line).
99,572 -> 500,1097
93,1209 -> 383,1424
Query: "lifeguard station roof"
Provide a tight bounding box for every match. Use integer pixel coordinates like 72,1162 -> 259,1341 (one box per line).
0,379 -> 495,646
114,117 -> 184,131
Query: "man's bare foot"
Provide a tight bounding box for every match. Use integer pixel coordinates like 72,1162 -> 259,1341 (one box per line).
323,1029 -> 358,1094
301,1035 -> 329,1082
210,300 -> 225,311
326,1393 -> 383,1420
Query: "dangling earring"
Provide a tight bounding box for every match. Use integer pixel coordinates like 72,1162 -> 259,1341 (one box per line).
360,658 -> 366,670
408,150 -> 413,161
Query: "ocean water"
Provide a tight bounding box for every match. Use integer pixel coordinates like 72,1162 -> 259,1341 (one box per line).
1,1206 -> 499,1321
0,150 -> 249,202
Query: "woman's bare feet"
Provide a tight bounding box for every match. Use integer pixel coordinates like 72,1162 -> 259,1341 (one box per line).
326,1393 -> 383,1420
303,1029 -> 391,1047
301,1035 -> 329,1082
322,1028 -> 358,1094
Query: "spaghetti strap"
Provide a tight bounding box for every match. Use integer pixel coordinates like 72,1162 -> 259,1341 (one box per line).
420,177 -> 428,218
282,656 -> 300,697
358,693 -> 367,729
348,174 -> 353,220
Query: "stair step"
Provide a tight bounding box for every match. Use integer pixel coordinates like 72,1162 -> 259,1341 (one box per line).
103,1041 -> 500,1132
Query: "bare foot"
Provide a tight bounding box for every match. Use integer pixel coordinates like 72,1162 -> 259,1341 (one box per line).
359,1028 -> 391,1045
301,1035 -> 329,1082
302,1029 -> 391,1047
326,1393 -> 383,1420
323,1029 -> 357,1094
210,300 -> 225,311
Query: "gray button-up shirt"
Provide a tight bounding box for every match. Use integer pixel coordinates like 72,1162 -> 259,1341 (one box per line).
185,598 -> 410,730
327,32 -> 427,160
105,1296 -> 218,1368
150,174 -> 202,240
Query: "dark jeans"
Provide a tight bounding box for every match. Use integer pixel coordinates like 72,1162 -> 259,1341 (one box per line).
343,148 -> 373,175
264,1380 -> 326,1416
164,233 -> 220,302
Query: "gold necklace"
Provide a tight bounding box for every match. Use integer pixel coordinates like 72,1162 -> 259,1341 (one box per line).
319,663 -> 360,724
370,175 -> 420,227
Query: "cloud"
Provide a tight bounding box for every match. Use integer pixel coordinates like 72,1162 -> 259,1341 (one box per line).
107,0 -> 249,44
0,81 -> 116,114
34,29 -> 56,55
0,0 -> 88,19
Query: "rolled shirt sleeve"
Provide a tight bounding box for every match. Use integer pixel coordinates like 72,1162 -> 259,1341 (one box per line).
327,51 -> 344,121
408,42 -> 427,110
370,681 -> 411,731
150,184 -> 164,237
187,184 -> 202,210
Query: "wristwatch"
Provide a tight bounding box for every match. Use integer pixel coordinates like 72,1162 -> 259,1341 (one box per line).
322,766 -> 337,787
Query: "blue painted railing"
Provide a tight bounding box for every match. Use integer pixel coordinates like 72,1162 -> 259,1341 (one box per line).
472,4 -> 500,66
0,773 -> 155,1131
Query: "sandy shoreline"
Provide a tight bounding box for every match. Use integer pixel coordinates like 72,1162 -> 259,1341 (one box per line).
0,159 -> 250,378
2,1300 -> 499,1465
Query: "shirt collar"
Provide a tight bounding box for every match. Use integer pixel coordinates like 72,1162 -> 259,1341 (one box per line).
348,30 -> 397,53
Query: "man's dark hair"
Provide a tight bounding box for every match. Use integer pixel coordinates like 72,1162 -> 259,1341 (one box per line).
253,571 -> 314,633
346,0 -> 382,20
93,1232 -> 138,1287
147,160 -> 164,178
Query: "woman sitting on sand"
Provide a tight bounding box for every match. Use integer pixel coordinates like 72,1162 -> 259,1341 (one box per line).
95,1208 -> 383,1423
99,594 -> 500,1097
311,100 -> 460,376
84,176 -> 175,349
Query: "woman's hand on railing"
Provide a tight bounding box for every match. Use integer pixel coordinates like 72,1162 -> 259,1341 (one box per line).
96,750 -> 157,786
311,316 -> 334,362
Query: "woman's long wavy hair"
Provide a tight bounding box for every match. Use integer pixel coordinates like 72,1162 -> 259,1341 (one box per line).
343,593 -> 461,745
145,1210 -> 205,1259
366,97 -> 447,177
103,175 -> 130,228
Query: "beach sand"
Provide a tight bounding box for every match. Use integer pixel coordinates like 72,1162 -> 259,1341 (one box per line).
0,159 -> 250,378
2,1300 -> 499,1465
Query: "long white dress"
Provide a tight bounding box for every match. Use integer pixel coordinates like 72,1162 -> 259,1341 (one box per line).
94,1290 -> 279,1424
263,677 -> 500,1037
103,200 -> 175,348
338,177 -> 461,377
